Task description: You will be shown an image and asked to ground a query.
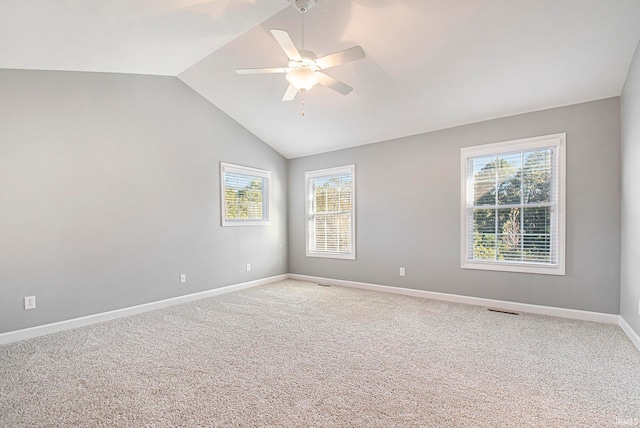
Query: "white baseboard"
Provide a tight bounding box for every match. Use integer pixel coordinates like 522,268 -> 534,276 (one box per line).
4,273 -> 637,353
619,316 -> 640,352
288,274 -> 620,324
0,274 -> 288,346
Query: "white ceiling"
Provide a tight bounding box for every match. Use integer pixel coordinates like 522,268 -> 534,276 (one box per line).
3,0 -> 640,158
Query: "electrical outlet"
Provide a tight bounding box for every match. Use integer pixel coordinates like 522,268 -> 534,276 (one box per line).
180,274 -> 186,283
399,267 -> 406,277
24,296 -> 36,310
246,264 -> 251,272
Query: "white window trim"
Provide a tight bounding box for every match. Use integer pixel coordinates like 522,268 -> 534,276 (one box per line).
305,165 -> 356,260
460,133 -> 566,275
221,162 -> 271,227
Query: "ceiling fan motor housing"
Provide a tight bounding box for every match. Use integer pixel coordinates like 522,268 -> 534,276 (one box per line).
288,0 -> 317,13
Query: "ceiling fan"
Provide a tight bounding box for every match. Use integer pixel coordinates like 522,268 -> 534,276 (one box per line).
235,0 -> 365,101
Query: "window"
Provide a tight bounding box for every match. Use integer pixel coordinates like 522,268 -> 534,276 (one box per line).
221,162 -> 270,226
306,165 -> 355,259
461,134 -> 565,275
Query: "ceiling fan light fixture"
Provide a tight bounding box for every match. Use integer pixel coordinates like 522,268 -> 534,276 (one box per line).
286,68 -> 319,92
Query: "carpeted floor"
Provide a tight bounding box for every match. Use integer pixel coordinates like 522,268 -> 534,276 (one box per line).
1,279 -> 639,427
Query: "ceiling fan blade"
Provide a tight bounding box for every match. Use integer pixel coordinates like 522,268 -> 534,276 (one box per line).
316,46 -> 365,70
318,73 -> 353,95
282,84 -> 298,101
235,67 -> 289,74
270,29 -> 302,61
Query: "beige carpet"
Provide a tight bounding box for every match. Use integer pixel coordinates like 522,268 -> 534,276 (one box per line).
1,279 -> 639,427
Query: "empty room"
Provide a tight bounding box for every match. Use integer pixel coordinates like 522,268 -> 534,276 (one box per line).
2,0 -> 640,426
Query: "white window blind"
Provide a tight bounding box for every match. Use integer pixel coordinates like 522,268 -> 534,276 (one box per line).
461,134 -> 565,275
221,163 -> 270,226
306,165 -> 355,260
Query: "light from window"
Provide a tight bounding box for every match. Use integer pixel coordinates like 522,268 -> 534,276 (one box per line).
221,162 -> 270,226
461,134 -> 565,275
306,165 -> 355,260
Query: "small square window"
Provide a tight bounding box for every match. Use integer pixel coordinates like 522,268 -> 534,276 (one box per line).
221,162 -> 270,226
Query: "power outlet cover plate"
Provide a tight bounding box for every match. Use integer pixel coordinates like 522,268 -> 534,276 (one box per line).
24,296 -> 36,310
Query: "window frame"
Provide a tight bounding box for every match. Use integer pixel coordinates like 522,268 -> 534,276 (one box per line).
460,133 -> 566,275
305,165 -> 356,260
220,162 -> 271,227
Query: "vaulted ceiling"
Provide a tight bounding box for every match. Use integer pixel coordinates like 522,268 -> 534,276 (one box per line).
3,0 -> 640,158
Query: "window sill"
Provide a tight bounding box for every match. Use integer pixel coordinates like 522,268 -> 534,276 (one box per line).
461,260 -> 565,276
222,220 -> 270,227
306,251 -> 356,260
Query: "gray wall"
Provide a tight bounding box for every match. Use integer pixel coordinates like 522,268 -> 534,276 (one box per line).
621,42 -> 640,336
289,98 -> 621,314
0,70 -> 288,334
1,67 -> 626,335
